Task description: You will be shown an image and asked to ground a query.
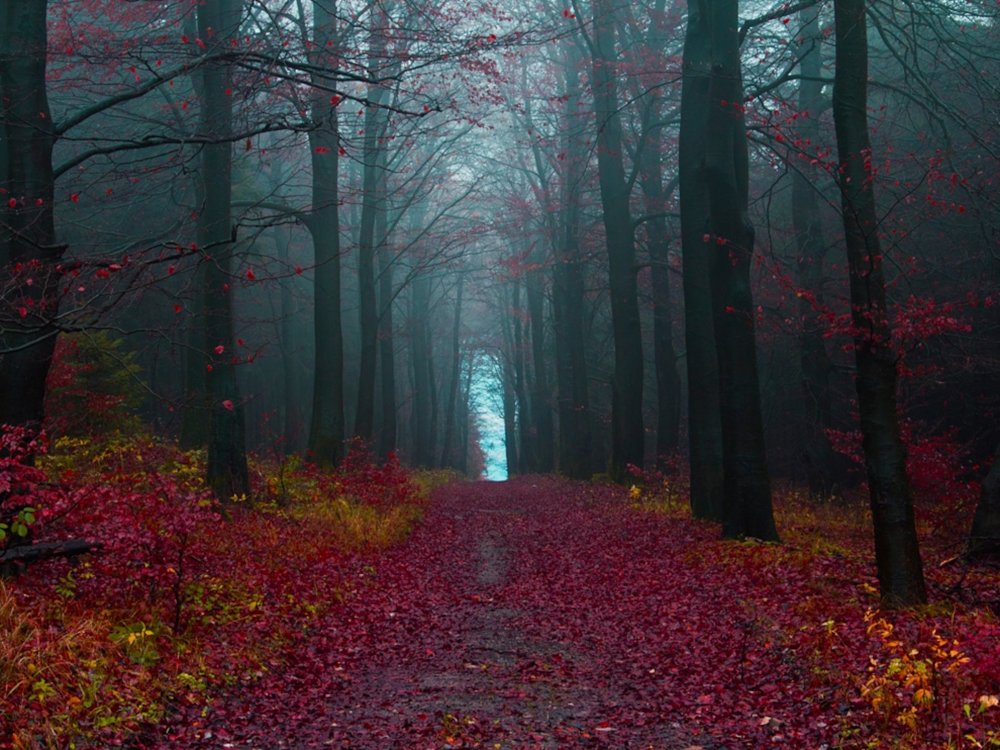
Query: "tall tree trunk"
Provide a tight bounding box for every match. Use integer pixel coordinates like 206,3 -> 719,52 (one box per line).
501,352 -> 519,478
459,354 -> 474,475
179,9 -> 208,450
553,41 -> 592,479
793,4 -> 840,498
377,185 -> 396,457
427,328 -> 438,465
511,279 -> 532,475
638,0 -> 681,470
306,0 -> 345,465
354,3 -> 391,442
276,228 -> 303,454
526,259 -> 554,473
0,1 -> 61,432
591,0 -> 644,480
702,0 -> 778,541
440,275 -> 464,468
679,0 -> 724,520
968,448 -> 1000,557
409,270 -> 434,466
833,0 -> 926,606
198,0 -> 250,502
179,265 -> 209,449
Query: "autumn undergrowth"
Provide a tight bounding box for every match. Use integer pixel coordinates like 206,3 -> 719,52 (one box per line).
628,472 -> 1000,749
0,430 -> 429,750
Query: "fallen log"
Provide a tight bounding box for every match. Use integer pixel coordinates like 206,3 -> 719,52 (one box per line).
0,539 -> 103,574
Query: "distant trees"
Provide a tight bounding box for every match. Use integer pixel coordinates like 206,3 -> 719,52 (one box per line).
1,0 -> 998,608
0,0 -> 504,483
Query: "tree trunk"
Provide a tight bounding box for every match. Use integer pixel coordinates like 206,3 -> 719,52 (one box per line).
198,0 -> 249,502
440,275 -> 464,469
591,0 -> 644,481
377,188 -> 397,458
306,0 -> 345,466
0,1 -> 61,432
702,0 -> 778,541
276,228 -> 304,454
833,0 -> 926,606
552,41 -> 592,480
179,9 -> 208,451
501,352 -> 519,478
409,271 -> 435,466
526,260 -> 554,473
511,279 -> 532,475
968,448 -> 1000,557
637,0 -> 681,470
179,264 -> 209,449
354,4 -> 391,443
793,4 -> 840,498
459,354 -> 474,475
679,0 -> 724,520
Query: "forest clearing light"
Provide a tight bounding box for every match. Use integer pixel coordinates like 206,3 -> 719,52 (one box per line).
469,354 -> 507,481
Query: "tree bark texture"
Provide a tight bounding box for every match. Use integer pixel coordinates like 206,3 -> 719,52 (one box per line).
833,0 -> 926,606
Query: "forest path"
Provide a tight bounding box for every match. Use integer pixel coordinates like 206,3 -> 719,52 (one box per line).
148,477 -> 778,749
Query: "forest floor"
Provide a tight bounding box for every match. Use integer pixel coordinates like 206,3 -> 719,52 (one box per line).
138,476 -> 1000,750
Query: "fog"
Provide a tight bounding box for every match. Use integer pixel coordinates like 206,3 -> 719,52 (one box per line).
1,0 -> 997,508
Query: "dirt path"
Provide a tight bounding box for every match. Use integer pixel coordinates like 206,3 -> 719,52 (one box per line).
148,479 -> 754,749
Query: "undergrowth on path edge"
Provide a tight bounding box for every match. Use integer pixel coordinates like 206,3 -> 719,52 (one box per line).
630,476 -> 1000,749
1,431 -> 444,750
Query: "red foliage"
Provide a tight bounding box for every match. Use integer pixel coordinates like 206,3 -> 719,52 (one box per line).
335,439 -> 422,509
1,430 -> 428,748
134,478 -> 999,749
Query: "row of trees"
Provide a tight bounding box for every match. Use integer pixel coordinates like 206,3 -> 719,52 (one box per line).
476,0 -> 999,605
2,0 -> 508,484
2,0 -> 999,605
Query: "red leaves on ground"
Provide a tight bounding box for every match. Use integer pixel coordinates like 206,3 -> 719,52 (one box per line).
136,477 -> 998,749
8,470 -> 998,748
